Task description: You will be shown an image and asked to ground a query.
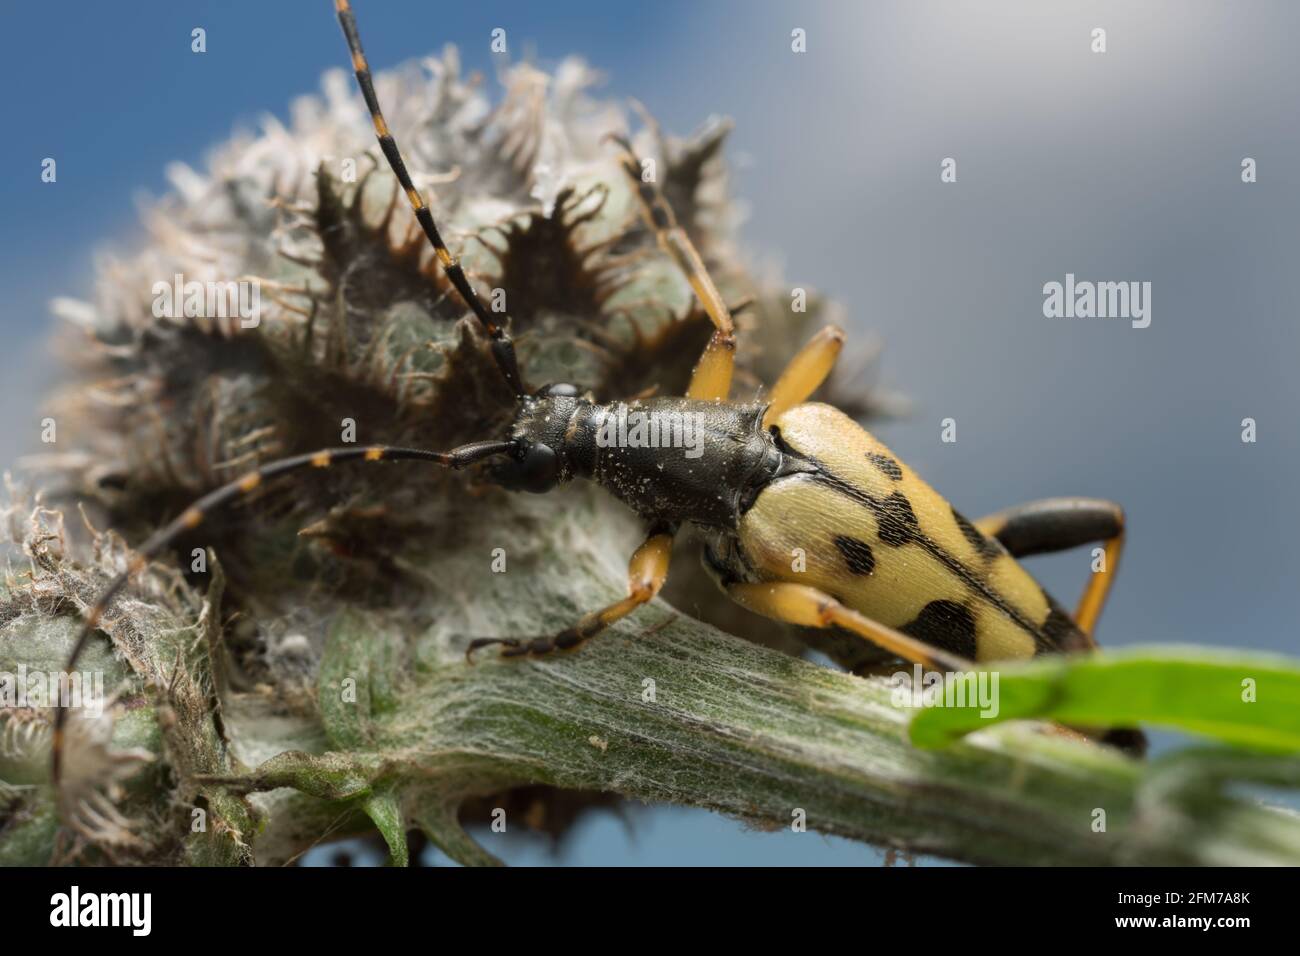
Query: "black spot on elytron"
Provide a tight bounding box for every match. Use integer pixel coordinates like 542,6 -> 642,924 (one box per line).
866,452 -> 903,481
833,535 -> 876,576
876,491 -> 919,546
1039,600 -> 1088,653
808,468 -> 1045,640
898,600 -> 977,659
952,507 -> 1003,559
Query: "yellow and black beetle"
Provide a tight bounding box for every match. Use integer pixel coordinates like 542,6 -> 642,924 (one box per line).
52,0 -> 1141,783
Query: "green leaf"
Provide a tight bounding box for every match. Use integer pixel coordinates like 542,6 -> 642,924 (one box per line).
908,645 -> 1300,753
317,609 -> 412,751
412,798 -> 503,868
361,789 -> 408,867
318,610 -> 377,751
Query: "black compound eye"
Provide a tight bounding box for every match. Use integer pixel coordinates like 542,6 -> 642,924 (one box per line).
517,442 -> 559,492
538,382 -> 580,398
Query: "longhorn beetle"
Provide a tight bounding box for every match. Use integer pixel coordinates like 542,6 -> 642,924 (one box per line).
52,0 -> 1142,786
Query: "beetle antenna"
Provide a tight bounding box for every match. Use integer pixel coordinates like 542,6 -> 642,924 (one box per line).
335,0 -> 525,398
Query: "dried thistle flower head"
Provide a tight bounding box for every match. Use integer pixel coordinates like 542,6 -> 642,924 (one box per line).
5,46 -> 892,864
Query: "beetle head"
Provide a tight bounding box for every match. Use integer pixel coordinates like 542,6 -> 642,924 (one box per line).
490,383 -> 589,493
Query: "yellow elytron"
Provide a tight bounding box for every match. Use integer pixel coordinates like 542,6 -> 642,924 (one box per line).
736,400 -> 1121,665
53,0 -> 1136,785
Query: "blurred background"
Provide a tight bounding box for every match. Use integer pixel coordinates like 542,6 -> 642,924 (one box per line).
2,0 -> 1297,864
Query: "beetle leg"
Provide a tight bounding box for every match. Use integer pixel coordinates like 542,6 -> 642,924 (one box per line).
607,134 -> 736,402
761,325 -> 846,428
727,581 -> 973,673
974,499 -> 1142,754
466,529 -> 674,661
973,498 -> 1125,640
683,322 -> 737,402
729,580 -> 1144,755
